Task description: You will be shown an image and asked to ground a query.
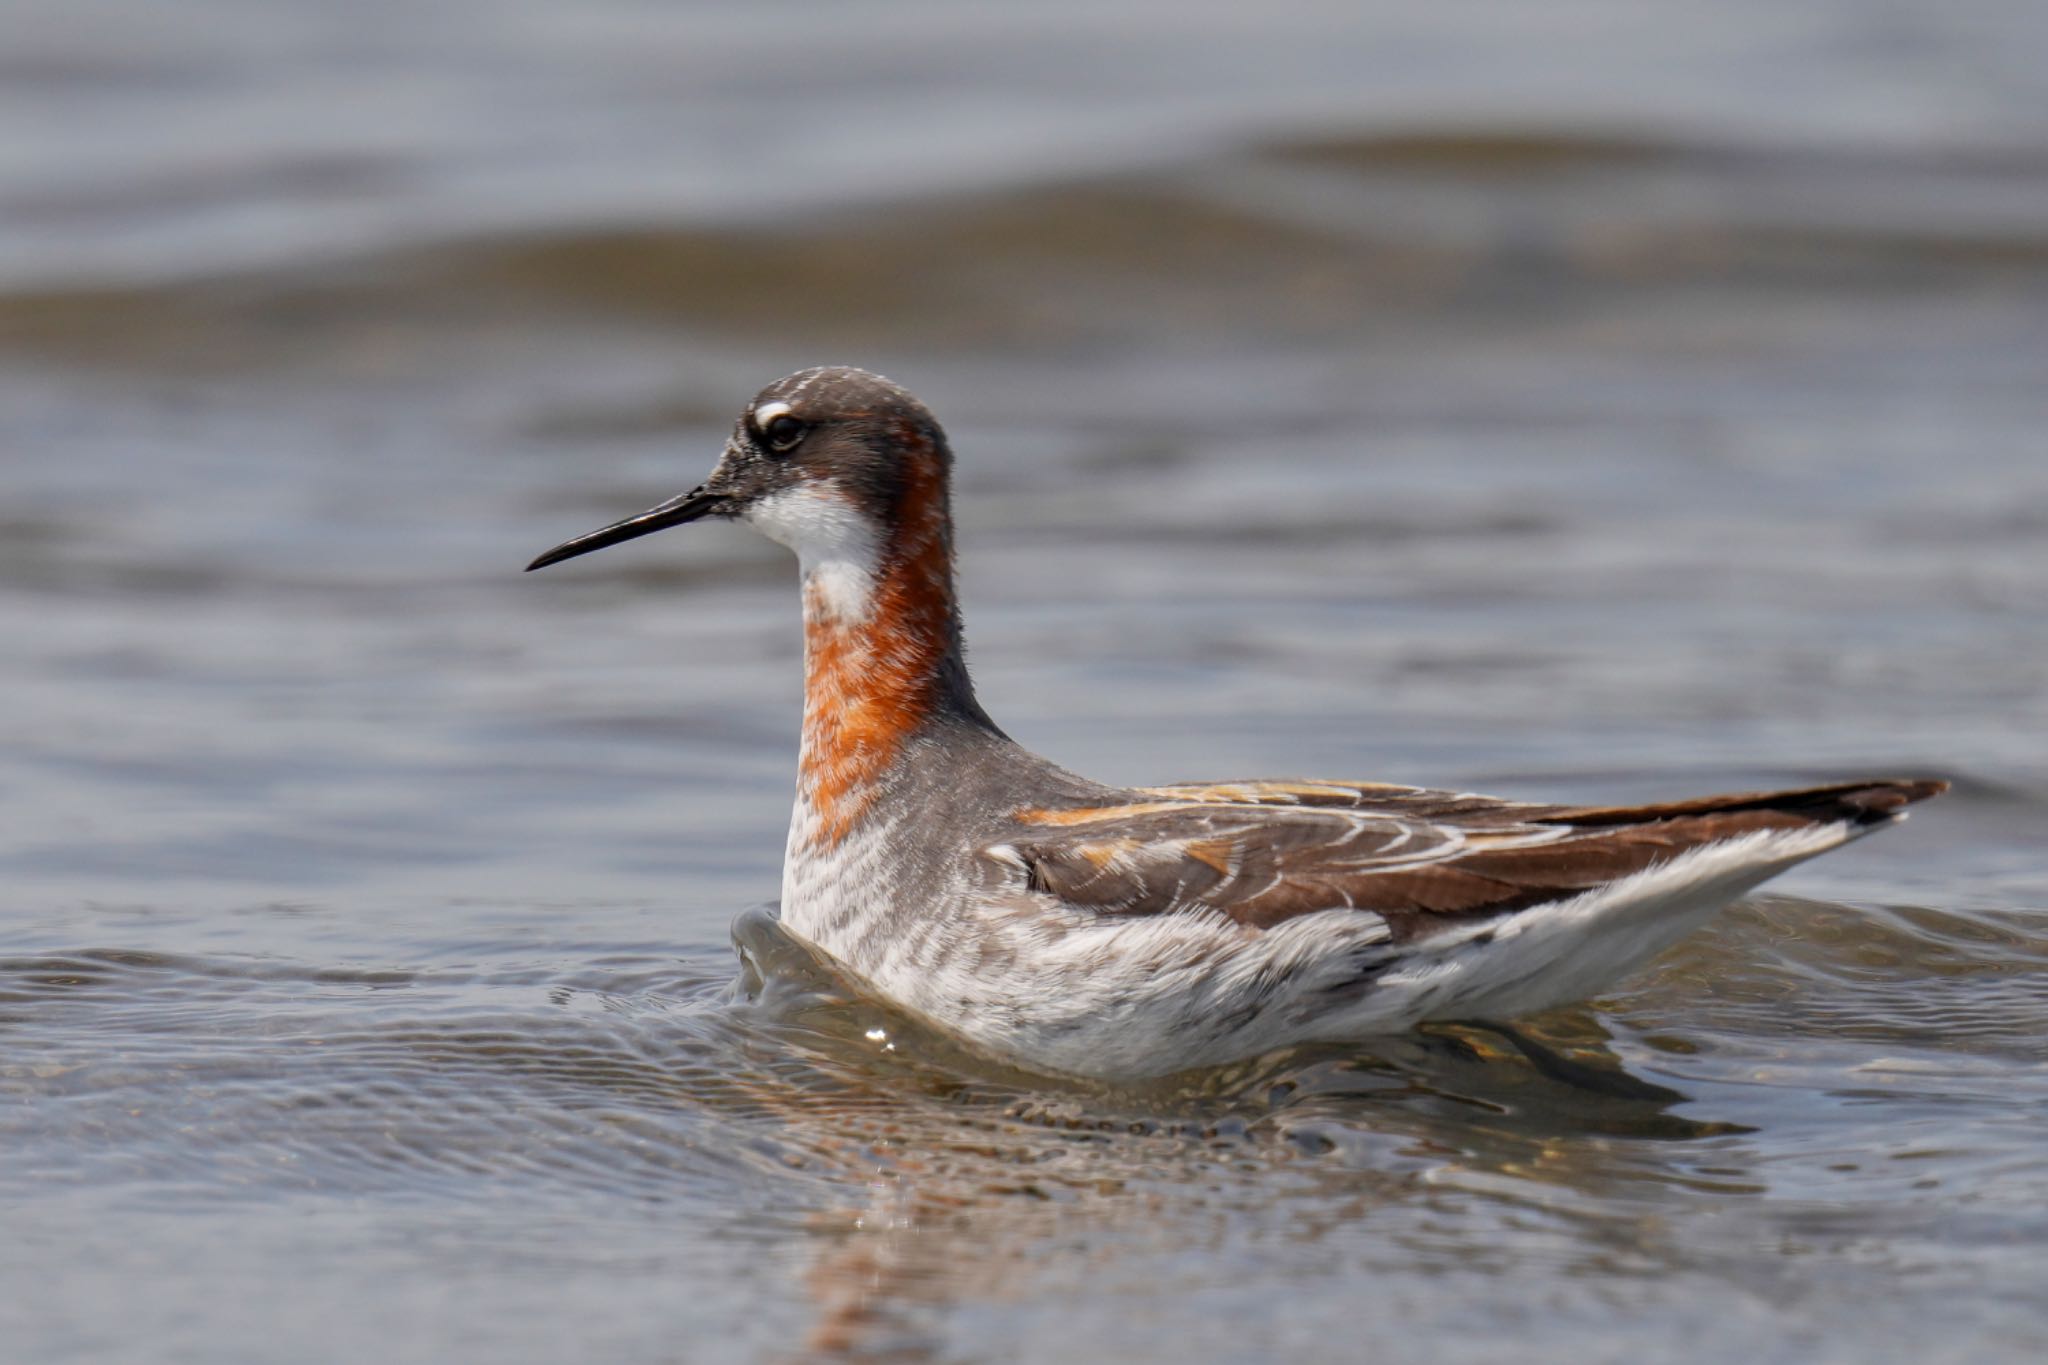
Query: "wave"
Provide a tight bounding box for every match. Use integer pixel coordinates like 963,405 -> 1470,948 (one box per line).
5,128 -> 2045,372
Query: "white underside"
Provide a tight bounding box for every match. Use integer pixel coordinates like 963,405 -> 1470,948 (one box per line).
779,819 -> 1868,1082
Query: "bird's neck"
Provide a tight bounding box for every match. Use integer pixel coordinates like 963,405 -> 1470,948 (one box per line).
786,482 -> 983,848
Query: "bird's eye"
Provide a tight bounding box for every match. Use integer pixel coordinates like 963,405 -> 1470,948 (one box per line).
761,412 -> 805,452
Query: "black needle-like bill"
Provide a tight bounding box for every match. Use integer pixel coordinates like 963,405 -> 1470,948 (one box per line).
525,486 -> 727,571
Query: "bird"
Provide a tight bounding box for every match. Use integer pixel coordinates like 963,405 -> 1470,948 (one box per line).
527,365 -> 1946,1082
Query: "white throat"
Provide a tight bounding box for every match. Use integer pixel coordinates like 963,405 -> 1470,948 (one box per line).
743,485 -> 882,624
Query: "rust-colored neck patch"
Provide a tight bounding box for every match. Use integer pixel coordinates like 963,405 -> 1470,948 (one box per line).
798,438 -> 959,846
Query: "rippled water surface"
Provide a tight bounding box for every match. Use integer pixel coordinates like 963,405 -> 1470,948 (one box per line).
4,3 -> 2047,1361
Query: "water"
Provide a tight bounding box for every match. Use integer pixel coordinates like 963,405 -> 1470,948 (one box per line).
4,2 -> 2047,1360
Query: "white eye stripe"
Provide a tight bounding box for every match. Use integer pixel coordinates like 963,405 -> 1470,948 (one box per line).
753,399 -> 807,453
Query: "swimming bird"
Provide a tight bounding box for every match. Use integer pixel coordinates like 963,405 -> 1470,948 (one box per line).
527,366 -> 1945,1081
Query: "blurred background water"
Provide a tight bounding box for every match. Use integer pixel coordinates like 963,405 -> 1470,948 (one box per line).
3,1 -> 2046,1361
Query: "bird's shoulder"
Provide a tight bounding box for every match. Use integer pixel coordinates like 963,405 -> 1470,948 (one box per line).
983,777 -> 1562,933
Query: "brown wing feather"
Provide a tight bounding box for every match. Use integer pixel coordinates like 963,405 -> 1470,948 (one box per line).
1005,778 -> 1946,942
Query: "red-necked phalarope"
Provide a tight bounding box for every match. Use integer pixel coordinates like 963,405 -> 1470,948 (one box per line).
528,366 -> 1946,1081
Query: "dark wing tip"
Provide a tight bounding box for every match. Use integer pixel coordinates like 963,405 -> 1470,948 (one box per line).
1833,777 -> 1950,823
1549,776 -> 1951,830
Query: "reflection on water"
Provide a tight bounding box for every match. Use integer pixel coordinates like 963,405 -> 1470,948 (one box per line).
5,893 -> 2042,1361
4,1 -> 2048,1361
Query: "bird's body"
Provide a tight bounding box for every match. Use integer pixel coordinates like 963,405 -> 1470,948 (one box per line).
529,366 -> 1944,1081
